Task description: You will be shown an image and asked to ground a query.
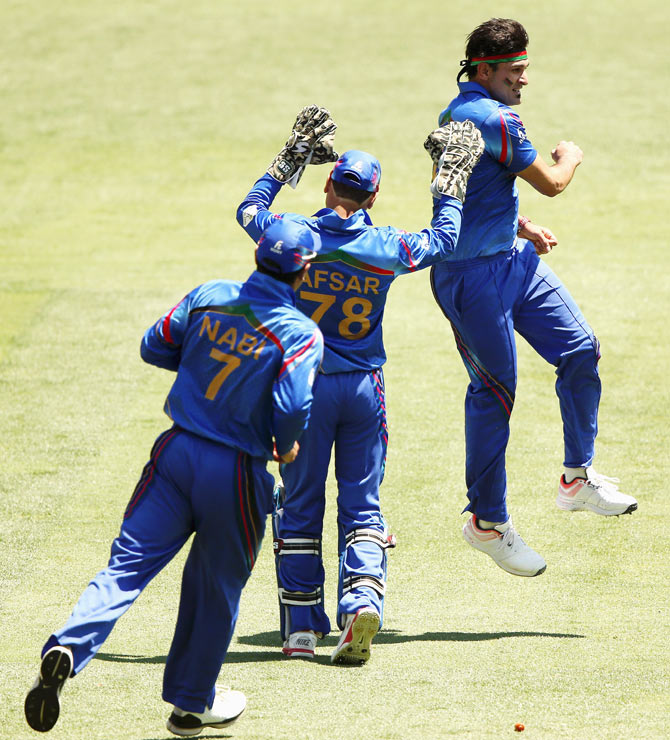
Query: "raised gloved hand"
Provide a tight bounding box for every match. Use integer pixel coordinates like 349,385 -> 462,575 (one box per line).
268,105 -> 339,187
424,120 -> 484,202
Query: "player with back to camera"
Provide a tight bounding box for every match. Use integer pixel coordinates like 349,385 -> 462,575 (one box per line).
429,17 -> 637,578
24,220 -> 324,736
237,105 -> 484,663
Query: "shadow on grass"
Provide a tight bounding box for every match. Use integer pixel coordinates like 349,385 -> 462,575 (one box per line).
237,628 -> 585,649
96,628 -> 584,669
95,650 -> 287,665
96,652 -> 168,665
143,736 -> 232,740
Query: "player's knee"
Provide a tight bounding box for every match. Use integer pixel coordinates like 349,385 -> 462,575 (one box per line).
274,536 -> 324,586
557,335 -> 601,381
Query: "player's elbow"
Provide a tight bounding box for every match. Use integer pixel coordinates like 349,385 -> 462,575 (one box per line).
140,334 -> 155,364
235,203 -> 246,227
535,178 -> 565,198
520,161 -> 572,198
140,336 -> 180,371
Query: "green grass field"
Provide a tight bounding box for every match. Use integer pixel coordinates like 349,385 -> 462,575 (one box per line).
2,1 -> 669,738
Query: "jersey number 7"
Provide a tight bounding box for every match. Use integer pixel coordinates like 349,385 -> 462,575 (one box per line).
205,349 -> 242,400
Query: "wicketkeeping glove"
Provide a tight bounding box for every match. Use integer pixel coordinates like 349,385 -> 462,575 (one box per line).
424,120 -> 484,202
267,105 -> 339,187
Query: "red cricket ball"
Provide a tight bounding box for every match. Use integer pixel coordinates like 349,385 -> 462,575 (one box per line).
514,723 -> 525,732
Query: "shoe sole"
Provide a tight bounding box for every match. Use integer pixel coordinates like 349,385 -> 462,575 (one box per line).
556,494 -> 638,516
473,550 -> 547,577
282,647 -> 315,659
25,647 -> 73,732
166,708 -> 244,737
331,611 -> 379,665
484,560 -> 547,577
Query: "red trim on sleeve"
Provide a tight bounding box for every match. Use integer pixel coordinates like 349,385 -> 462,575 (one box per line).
498,112 -> 508,165
279,332 -> 318,376
161,302 -> 181,345
399,236 -> 417,272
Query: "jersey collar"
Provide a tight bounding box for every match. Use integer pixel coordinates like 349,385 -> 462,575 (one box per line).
312,207 -> 374,232
457,80 -> 492,100
246,270 -> 298,304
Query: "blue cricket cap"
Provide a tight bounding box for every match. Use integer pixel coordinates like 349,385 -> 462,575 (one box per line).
331,150 -> 381,192
256,219 -> 321,275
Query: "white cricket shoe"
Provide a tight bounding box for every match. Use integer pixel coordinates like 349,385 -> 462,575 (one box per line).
557,470 -> 637,516
282,630 -> 317,659
24,645 -> 73,732
331,607 -> 380,665
166,686 -> 246,737
462,515 -> 547,577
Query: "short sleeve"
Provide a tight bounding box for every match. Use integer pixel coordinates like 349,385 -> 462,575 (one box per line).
480,107 -> 537,173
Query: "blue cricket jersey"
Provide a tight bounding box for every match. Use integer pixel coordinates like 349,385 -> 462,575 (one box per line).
141,272 -> 324,459
237,174 -> 463,373
437,81 -> 538,259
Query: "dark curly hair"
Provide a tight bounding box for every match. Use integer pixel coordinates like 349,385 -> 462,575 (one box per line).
460,18 -> 529,80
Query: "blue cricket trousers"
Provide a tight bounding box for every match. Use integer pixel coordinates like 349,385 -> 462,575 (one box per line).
42,426 -> 273,713
431,241 -> 601,523
276,369 -> 389,637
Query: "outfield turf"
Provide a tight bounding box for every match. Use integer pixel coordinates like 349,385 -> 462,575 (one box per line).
1,1 -> 669,738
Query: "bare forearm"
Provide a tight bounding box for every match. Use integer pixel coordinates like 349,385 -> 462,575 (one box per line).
518,140 -> 583,197
545,160 -> 578,194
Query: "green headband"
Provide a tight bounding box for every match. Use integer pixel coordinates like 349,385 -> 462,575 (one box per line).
466,50 -> 528,66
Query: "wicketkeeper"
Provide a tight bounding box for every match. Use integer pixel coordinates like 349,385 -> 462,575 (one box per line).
237,105 -> 484,664
24,220 -> 324,736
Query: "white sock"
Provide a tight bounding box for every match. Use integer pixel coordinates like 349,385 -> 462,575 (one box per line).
564,466 -> 588,483
478,518 -> 510,531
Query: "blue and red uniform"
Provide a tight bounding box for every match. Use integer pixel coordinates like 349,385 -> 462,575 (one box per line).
432,81 -> 601,522
41,272 -> 323,713
238,172 -> 463,637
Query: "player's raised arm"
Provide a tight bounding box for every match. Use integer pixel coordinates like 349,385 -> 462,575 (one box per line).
236,106 -> 339,242
267,104 -> 339,187
517,139 -> 583,197
391,120 -> 484,271
425,119 -> 485,202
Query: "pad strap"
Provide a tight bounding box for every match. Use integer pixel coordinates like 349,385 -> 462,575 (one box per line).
278,587 -> 323,606
273,537 -> 321,556
342,574 -> 386,598
345,528 -> 397,550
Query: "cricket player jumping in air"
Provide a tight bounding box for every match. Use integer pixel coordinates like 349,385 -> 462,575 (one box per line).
25,221 -> 324,736
238,106 -> 484,663
430,18 -> 637,578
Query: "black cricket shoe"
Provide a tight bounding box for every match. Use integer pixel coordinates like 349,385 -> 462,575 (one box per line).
25,645 -> 73,732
